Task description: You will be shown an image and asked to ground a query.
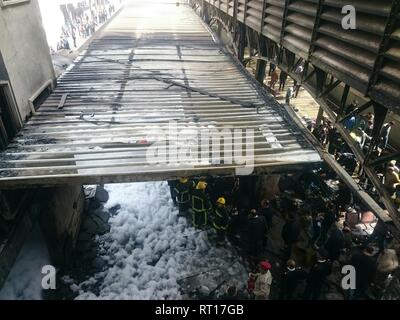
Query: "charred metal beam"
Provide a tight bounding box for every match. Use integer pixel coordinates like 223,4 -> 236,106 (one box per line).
237,22 -> 246,62
364,104 -> 388,163
315,67 -> 327,93
338,100 -> 374,123
255,36 -> 268,84
369,151 -> 400,168
318,79 -> 341,98
337,84 -> 350,120
283,104 -> 393,225
303,67 -> 316,84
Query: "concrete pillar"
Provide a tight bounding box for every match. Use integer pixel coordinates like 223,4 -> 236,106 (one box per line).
38,186 -> 85,269
257,175 -> 281,202
255,59 -> 266,84
0,190 -> 38,288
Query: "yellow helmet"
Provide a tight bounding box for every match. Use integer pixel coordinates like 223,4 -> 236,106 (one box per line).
217,197 -> 226,205
196,181 -> 207,190
180,177 -> 188,183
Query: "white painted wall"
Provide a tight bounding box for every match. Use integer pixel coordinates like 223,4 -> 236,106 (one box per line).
0,0 -> 56,121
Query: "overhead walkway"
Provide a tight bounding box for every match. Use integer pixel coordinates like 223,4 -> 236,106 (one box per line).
0,0 -> 320,188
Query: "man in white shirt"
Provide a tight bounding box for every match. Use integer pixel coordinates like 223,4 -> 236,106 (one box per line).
253,260 -> 273,300
286,86 -> 295,105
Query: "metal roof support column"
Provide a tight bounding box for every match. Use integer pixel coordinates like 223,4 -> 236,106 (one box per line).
255,35 -> 268,84
237,22 -> 246,62
336,84 -> 350,121
364,104 -> 388,163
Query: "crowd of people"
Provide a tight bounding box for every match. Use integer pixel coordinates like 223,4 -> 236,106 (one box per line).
266,61 -> 304,105
55,3 -> 117,52
264,62 -> 398,208
306,99 -> 399,208
167,170 -> 400,300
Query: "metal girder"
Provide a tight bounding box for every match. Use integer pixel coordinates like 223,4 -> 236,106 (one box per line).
284,104 -> 392,225
303,85 -> 400,230
308,0 -> 325,58
364,104 -> 388,163
318,79 -> 341,99
255,36 -> 268,83
370,151 -> 400,168
338,101 -> 374,124
337,84 -> 350,120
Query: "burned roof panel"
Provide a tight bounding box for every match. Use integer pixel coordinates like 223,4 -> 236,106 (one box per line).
0,1 -> 321,188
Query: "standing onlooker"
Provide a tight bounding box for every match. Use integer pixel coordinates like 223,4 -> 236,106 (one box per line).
345,100 -> 358,115
348,246 -> 377,300
375,247 -> 399,289
293,64 -> 304,97
364,120 -> 374,136
364,218 -> 388,254
281,213 -> 300,261
303,249 -> 332,300
285,86 -> 294,105
324,223 -> 345,261
259,199 -> 274,231
384,167 -> 400,195
252,261 -> 273,300
388,160 -> 399,173
247,209 -> 268,258
279,71 -> 288,91
268,62 -> 276,76
280,259 -> 307,300
380,121 -> 395,150
270,70 -> 278,90
71,30 -> 77,48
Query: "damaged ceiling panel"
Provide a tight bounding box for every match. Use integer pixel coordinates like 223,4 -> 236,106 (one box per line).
0,1 -> 320,188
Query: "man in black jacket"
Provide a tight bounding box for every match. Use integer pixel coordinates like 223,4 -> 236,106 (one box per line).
364,219 -> 388,254
348,246 -> 377,300
317,203 -> 337,246
168,180 -> 178,206
260,199 -> 274,231
325,224 -> 345,261
280,259 -> 307,300
303,249 -> 332,300
279,71 -> 288,91
247,209 -> 268,258
281,214 -> 300,261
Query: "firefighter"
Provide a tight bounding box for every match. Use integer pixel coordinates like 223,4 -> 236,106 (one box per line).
191,181 -> 212,228
174,178 -> 195,216
213,197 -> 230,244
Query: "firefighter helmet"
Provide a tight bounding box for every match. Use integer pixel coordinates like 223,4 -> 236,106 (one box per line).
217,197 -> 226,205
196,181 -> 207,190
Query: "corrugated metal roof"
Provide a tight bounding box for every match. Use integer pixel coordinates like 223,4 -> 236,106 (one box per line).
0,0 -> 320,188
206,0 -> 400,110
